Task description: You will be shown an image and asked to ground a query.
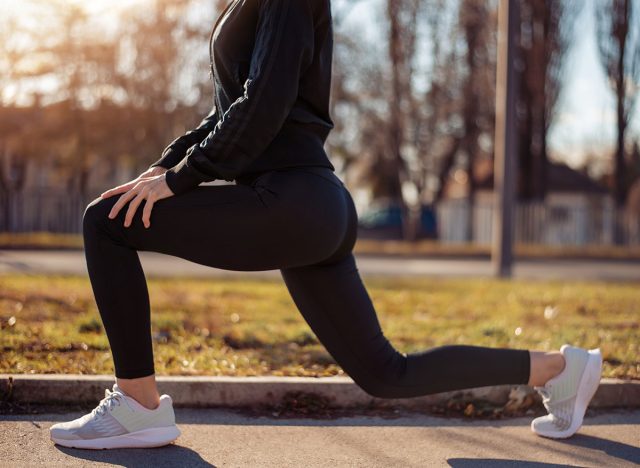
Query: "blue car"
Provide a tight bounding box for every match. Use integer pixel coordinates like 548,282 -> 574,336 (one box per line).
357,203 -> 438,240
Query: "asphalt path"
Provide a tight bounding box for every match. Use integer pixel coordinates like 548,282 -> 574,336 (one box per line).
1,249 -> 639,282
1,407 -> 638,467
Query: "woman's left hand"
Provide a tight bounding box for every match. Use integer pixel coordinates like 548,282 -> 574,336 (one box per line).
100,172 -> 174,229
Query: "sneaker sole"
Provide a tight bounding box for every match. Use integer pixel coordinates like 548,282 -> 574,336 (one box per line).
50,424 -> 181,449
532,347 -> 603,439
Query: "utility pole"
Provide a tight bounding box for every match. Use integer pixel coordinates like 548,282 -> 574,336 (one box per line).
492,0 -> 520,278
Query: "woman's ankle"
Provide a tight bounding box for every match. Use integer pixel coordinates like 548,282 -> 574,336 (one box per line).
528,350 -> 566,386
116,374 -> 161,410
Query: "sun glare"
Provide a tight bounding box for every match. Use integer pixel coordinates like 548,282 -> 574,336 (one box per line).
0,0 -> 150,22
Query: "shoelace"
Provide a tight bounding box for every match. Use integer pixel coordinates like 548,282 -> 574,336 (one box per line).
90,389 -> 135,417
534,384 -> 573,417
533,385 -> 554,413
534,385 -> 573,428
534,386 -> 551,401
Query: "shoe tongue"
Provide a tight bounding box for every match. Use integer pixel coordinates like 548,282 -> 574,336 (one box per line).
112,383 -> 138,404
111,383 -> 156,412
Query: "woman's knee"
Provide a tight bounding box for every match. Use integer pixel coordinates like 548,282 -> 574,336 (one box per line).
82,196 -> 119,238
346,348 -> 410,399
352,367 -> 407,399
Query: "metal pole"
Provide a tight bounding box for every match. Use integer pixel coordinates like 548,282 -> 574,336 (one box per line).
492,0 -> 520,278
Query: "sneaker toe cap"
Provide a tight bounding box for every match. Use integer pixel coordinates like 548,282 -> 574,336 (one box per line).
50,423 -> 82,441
530,414 -> 555,432
531,414 -> 574,437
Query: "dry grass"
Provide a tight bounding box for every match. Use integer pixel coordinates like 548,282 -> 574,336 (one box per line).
1,273 -> 638,380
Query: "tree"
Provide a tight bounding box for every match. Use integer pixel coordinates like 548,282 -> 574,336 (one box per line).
516,0 -> 582,201
385,0 -> 421,239
596,0 -> 640,208
458,0 -> 497,241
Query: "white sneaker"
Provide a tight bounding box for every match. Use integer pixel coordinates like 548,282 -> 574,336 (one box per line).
50,382 -> 181,449
530,344 -> 603,439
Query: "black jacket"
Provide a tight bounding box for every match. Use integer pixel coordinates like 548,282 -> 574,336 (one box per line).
148,0 -> 336,195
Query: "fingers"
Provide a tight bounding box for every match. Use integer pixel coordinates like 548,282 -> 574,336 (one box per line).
141,194 -> 156,229
101,173 -> 158,199
107,178 -> 167,228
123,186 -> 150,228
108,183 -> 140,222
101,186 -> 122,199
101,181 -> 136,199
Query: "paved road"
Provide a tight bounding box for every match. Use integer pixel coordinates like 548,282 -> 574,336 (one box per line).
1,408 -> 638,467
1,249 -> 640,281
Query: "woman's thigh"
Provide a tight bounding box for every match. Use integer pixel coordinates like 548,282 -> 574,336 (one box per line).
83,167 -> 354,271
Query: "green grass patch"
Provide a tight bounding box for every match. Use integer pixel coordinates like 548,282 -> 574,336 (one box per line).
0,273 -> 638,379
0,232 -> 83,249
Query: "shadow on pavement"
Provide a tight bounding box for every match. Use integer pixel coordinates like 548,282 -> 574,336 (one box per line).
563,433 -> 640,467
54,444 -> 215,468
448,460 -> 579,467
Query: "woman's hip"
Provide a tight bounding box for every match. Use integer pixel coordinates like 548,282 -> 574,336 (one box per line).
235,165 -> 343,188
246,166 -> 357,263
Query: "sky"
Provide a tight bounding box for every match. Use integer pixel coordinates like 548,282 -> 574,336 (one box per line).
547,0 -> 640,168
338,0 -> 640,171
2,0 -> 639,171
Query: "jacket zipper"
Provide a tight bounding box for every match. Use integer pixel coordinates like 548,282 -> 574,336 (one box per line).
209,0 -> 240,116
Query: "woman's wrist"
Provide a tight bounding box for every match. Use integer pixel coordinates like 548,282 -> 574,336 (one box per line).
148,165 -> 168,176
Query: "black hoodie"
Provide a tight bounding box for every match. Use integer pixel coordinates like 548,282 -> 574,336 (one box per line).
148,0 -> 336,195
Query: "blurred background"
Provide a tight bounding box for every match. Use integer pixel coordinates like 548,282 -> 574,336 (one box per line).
0,0 -> 638,383
0,0 -> 639,249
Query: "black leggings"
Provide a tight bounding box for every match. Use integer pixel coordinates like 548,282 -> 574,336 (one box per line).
82,166 -> 531,398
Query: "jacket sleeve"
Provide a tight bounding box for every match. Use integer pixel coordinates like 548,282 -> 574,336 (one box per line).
163,0 -> 315,195
147,104 -> 218,170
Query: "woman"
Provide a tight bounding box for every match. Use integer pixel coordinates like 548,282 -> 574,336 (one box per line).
49,0 -> 602,449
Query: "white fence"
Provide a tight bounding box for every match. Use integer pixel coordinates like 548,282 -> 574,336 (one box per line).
1,190 -> 639,247
0,190 -> 93,234
436,199 -> 640,246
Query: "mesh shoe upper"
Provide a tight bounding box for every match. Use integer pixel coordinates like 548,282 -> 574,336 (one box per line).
532,344 -> 590,432
50,383 -> 176,441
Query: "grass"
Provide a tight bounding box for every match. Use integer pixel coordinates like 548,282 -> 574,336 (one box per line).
0,232 -> 82,250
355,239 -> 640,260
0,273 -> 638,380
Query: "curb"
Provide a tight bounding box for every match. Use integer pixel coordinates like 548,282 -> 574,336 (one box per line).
1,374 -> 639,410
